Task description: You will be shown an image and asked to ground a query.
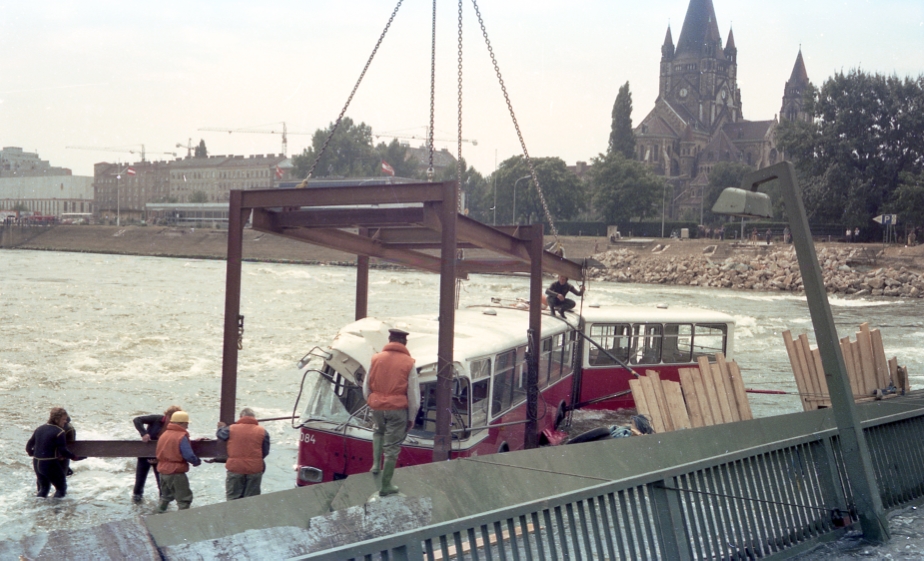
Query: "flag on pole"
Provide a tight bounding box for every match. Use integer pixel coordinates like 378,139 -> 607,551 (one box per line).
275,165 -> 284,179
126,167 -> 136,176
381,160 -> 395,176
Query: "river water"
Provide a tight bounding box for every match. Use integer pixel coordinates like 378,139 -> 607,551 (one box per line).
2,249 -> 923,553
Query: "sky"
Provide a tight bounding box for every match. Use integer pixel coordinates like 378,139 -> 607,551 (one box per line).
1,1 -> 923,179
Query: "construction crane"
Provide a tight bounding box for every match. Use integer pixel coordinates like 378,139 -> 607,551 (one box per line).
176,138 -> 196,158
374,132 -> 478,147
198,122 -> 312,156
66,145 -> 177,162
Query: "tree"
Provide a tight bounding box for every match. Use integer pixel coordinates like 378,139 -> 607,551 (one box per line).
589,152 -> 662,225
374,138 -> 416,178
194,139 -> 208,158
493,156 -> 585,225
291,117 -> 379,178
608,82 -> 636,159
884,171 -> 924,229
775,70 -> 924,226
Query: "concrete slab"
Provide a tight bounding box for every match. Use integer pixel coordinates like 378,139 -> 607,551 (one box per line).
0,517 -> 159,561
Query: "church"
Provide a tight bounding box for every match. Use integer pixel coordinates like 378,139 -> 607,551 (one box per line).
634,0 -> 811,220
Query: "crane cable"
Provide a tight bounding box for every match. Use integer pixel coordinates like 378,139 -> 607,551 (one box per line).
470,0 -> 561,249
302,0 -> 405,184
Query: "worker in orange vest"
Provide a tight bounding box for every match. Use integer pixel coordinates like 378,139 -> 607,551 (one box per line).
363,328 -> 419,496
216,407 -> 270,500
155,411 -> 201,512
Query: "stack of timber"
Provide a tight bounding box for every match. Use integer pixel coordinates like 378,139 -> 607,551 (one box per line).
782,323 -> 911,411
628,353 -> 753,433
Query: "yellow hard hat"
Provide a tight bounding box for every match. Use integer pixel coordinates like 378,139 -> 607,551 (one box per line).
170,411 -> 190,423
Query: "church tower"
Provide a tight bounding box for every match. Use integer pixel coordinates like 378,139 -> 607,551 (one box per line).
780,49 -> 812,123
658,0 -> 741,132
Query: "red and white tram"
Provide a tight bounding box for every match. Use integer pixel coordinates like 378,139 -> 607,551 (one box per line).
295,304 -> 734,485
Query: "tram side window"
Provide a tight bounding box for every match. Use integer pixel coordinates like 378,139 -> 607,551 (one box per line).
630,324 -> 662,365
549,334 -> 564,383
561,331 -> 575,377
492,350 -> 516,417
662,324 -> 693,364
415,382 -> 439,433
539,337 -> 552,388
693,324 -> 727,359
588,324 -> 631,366
470,379 -> 490,429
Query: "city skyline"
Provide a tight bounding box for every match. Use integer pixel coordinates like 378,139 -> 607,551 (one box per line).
2,0 -> 922,178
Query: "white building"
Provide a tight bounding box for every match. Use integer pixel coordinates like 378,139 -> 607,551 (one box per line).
0,175 -> 95,217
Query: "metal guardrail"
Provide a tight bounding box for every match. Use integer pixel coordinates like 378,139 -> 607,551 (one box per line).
292,400 -> 924,561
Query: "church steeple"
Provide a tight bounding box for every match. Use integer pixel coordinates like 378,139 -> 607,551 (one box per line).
724,28 -> 737,62
675,0 -> 724,60
662,26 -> 675,59
781,49 -> 812,123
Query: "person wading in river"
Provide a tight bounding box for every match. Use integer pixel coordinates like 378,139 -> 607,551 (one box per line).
363,328 -> 420,496
216,407 -> 270,501
155,410 -> 201,512
131,405 -> 182,503
26,407 -> 84,498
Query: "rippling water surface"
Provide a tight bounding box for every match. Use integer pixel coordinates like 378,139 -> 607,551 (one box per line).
2,249 -> 922,543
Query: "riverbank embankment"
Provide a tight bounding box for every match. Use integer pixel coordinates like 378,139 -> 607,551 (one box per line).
5,225 -> 924,297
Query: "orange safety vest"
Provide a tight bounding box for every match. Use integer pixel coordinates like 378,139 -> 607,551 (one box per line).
366,342 -> 415,411
226,417 -> 266,475
156,423 -> 191,475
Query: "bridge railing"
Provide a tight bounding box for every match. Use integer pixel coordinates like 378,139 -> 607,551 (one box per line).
294,401 -> 924,561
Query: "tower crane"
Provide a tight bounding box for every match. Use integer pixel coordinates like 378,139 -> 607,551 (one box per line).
374,132 -> 478,147
65,145 -> 177,162
198,121 -> 312,156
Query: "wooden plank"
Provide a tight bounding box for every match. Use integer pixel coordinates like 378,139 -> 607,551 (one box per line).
715,353 -> 741,422
710,361 -> 736,424
849,339 -> 867,397
697,356 -> 726,424
629,379 -> 650,423
782,330 -> 811,411
840,336 -> 860,399
663,381 -> 692,430
870,328 -> 890,389
857,324 -> 877,394
636,375 -> 666,434
679,368 -> 705,428
811,347 -> 831,408
728,361 -> 753,420
648,371 -> 675,432
889,357 -> 899,390
797,333 -> 823,408
690,367 -> 716,426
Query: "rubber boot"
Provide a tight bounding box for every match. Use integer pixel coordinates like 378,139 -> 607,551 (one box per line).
370,433 -> 383,475
379,459 -> 400,496
156,499 -> 170,513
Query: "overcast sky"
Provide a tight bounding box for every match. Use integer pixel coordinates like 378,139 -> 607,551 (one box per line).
2,1 -> 922,178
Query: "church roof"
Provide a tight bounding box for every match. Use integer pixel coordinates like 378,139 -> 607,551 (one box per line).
675,0 -> 724,60
722,120 -> 775,142
702,129 -> 744,162
663,26 -> 674,48
640,115 -> 681,138
789,50 -> 810,84
725,28 -> 736,50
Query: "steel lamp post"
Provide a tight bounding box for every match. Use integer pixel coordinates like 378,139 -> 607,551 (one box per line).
712,161 -> 890,544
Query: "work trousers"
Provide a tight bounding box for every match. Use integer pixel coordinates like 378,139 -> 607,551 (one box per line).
550,298 -> 576,314
159,473 -> 193,510
34,458 -> 67,498
226,471 -> 263,501
372,409 -> 408,461
133,458 -> 161,496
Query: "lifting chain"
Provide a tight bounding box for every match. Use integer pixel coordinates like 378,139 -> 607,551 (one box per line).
455,0 -> 464,210
304,0 -> 405,184
427,0 -> 437,182
470,0 -> 561,246
237,314 -> 245,351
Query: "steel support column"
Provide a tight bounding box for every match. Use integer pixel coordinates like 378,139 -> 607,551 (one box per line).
746,161 -> 889,542
356,228 -> 369,321
220,191 -> 245,426
433,184 -> 458,462
524,224 -> 544,449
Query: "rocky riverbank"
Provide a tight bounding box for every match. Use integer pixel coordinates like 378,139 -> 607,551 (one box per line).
589,241 -> 924,298
5,225 -> 924,298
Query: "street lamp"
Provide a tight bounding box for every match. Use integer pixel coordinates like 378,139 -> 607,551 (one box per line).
712,161 -> 890,543
512,175 -> 530,225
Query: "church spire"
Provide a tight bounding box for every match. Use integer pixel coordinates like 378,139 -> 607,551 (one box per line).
675,0 -> 724,59
781,49 -> 812,123
789,49 -> 809,84
724,27 -> 737,62
662,25 -> 675,59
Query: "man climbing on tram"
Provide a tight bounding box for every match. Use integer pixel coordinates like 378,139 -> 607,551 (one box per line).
363,328 -> 420,496
545,274 -> 585,317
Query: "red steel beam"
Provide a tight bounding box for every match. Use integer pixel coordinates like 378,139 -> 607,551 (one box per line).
270,207 -> 426,229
